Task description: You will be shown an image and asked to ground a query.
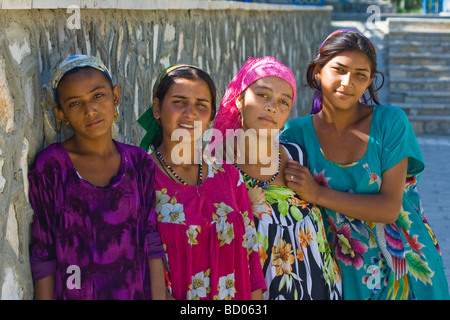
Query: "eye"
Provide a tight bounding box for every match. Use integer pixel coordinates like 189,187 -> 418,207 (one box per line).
280,100 -> 290,107
68,101 -> 80,108
197,103 -> 209,108
93,93 -> 105,99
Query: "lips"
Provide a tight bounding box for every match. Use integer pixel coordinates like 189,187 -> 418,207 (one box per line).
258,116 -> 276,124
86,119 -> 103,127
178,123 -> 195,129
335,90 -> 353,97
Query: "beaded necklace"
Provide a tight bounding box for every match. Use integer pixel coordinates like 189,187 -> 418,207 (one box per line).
234,150 -> 281,188
156,148 -> 203,185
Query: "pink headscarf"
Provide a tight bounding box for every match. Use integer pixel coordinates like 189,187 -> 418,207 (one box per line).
213,56 -> 297,141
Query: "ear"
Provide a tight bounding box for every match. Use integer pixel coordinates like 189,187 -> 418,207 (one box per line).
314,65 -> 322,82
153,97 -> 161,120
53,106 -> 69,125
113,85 -> 121,107
236,93 -> 244,111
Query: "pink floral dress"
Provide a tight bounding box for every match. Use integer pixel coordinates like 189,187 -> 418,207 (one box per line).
153,161 -> 266,300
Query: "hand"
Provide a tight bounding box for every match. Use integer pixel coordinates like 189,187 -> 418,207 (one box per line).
284,159 -> 321,204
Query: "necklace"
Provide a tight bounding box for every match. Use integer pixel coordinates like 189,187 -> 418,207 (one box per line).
156,148 -> 203,185
234,150 -> 281,188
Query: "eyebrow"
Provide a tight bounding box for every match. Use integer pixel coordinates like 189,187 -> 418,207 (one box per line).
63,86 -> 107,104
334,62 -> 370,73
254,85 -> 293,100
171,94 -> 211,103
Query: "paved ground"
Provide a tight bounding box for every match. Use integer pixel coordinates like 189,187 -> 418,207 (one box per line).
417,135 -> 450,294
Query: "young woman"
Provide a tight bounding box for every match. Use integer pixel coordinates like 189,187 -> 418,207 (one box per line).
137,64 -> 266,300
282,30 -> 450,300
28,55 -> 166,300
213,56 -> 342,300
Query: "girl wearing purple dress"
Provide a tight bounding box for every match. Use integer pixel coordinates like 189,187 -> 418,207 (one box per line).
28,55 -> 166,300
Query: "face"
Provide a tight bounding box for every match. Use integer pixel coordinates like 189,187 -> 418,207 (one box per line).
237,76 -> 293,135
315,50 -> 374,111
153,77 -> 213,144
54,68 -> 120,140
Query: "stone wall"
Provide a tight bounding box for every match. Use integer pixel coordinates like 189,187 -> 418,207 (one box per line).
0,1 -> 331,299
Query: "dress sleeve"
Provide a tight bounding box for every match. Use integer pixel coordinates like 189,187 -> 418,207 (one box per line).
141,154 -> 165,260
234,171 -> 267,293
28,167 -> 57,282
379,106 -> 424,176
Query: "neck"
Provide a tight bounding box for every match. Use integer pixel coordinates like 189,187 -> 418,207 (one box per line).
158,140 -> 201,166
318,102 -> 363,133
236,132 -> 279,167
66,133 -> 115,156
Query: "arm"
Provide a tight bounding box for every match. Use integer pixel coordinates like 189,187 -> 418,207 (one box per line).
149,258 -> 166,300
34,275 -> 55,300
251,289 -> 263,300
285,158 -> 408,224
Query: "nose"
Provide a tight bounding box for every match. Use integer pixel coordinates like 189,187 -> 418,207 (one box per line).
265,100 -> 277,113
84,101 -> 97,118
341,72 -> 352,87
184,101 -> 197,117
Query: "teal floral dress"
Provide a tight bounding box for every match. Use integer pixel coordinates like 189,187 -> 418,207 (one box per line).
242,142 -> 342,300
282,105 -> 450,300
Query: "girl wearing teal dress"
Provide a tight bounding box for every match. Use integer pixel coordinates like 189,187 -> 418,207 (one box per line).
281,29 -> 450,299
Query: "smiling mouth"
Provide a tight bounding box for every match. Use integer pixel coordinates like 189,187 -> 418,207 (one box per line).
336,90 -> 353,97
178,123 -> 196,129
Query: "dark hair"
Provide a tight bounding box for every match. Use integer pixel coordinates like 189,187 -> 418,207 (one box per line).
55,66 -> 114,109
152,66 -> 217,148
306,31 -> 385,114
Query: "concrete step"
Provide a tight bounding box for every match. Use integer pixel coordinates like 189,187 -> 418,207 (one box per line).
407,115 -> 450,135
390,77 -> 450,92
386,17 -> 450,135
388,17 -> 450,32
390,90 -> 450,104
396,103 -> 450,116
389,65 -> 450,78
388,40 -> 450,54
388,52 -> 450,66
388,30 -> 450,42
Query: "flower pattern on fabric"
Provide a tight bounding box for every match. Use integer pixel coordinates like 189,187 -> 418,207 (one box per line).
188,270 -> 211,300
242,143 -> 342,300
154,161 -> 266,300
186,225 -> 200,246
158,198 -> 186,224
217,273 -> 236,300
272,237 -> 296,276
282,105 -> 450,299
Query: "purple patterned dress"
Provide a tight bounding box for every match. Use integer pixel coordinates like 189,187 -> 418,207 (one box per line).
28,141 -> 164,300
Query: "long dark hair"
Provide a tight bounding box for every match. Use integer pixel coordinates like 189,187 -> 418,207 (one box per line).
306,30 -> 385,114
152,66 -> 217,148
